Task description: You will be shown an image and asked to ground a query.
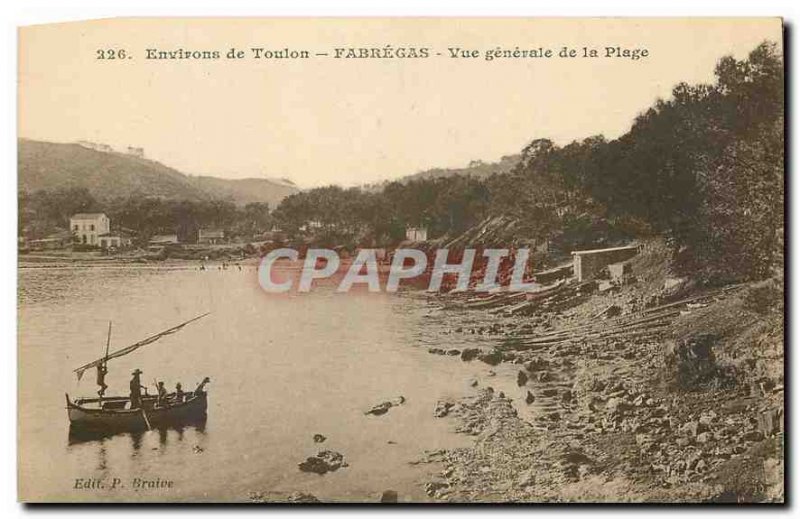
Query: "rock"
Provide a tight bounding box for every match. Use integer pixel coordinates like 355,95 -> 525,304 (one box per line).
757,407 -> 782,437
446,349 -> 460,356
380,490 -> 398,503
434,400 -> 455,418
298,450 -> 348,475
605,397 -> 625,415
468,378 -> 479,387
517,371 -> 529,387
524,358 -> 549,372
428,348 -> 446,355
424,481 -> 449,497
696,432 -> 712,444
516,469 -> 536,488
525,391 -> 535,404
478,350 -> 503,366
365,402 -> 393,416
365,396 -> 405,416
313,434 -> 326,443
699,411 -> 717,426
535,371 -> 551,383
743,430 -> 765,442
287,492 -> 321,503
681,420 -> 706,437
460,348 -> 480,361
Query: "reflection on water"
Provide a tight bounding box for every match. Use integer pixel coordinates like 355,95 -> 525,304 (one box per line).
68,418 -> 207,447
19,263 -> 487,502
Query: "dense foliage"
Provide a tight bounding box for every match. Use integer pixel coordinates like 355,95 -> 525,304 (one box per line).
271,42 -> 783,284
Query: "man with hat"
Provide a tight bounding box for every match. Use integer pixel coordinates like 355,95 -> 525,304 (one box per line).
129,369 -> 147,409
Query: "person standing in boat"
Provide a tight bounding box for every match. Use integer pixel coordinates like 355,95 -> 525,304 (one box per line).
156,381 -> 168,407
129,369 -> 146,409
96,361 -> 108,399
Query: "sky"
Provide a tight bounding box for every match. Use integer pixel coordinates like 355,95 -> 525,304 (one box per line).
18,18 -> 782,188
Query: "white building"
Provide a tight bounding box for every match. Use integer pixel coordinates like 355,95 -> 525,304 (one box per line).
70,213 -> 110,246
405,226 -> 428,242
98,233 -> 132,249
198,229 -> 225,244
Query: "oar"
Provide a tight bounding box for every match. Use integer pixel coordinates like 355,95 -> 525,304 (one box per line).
140,408 -> 152,431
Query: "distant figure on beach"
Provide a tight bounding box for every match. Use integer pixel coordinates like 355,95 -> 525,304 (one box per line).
129,369 -> 146,408
175,382 -> 185,403
96,361 -> 108,399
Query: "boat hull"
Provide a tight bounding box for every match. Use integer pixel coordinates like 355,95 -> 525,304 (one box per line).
66,393 -> 208,433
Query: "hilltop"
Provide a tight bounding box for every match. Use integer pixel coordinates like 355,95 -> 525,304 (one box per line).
18,139 -> 299,207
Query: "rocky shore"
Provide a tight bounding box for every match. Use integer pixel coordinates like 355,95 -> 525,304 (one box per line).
416,242 -> 784,503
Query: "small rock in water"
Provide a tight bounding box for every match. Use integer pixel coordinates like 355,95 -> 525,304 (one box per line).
365,396 -> 406,416
298,450 -> 348,475
380,490 -> 399,503
525,391 -> 536,404
517,370 -> 529,387
365,402 -> 393,416
313,434 -> 326,443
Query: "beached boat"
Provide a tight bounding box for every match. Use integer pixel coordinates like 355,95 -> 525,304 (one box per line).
67,313 -> 211,434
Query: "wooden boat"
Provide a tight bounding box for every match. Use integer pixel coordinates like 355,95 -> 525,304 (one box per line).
67,313 -> 211,434
66,391 -> 208,433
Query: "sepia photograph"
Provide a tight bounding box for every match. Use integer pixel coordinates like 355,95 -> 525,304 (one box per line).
16,17 -> 784,504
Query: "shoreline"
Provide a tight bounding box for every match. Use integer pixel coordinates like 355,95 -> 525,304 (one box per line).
408,254 -> 784,503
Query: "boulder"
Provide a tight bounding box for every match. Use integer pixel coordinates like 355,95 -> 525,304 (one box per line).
525,391 -> 535,404
365,396 -> 406,416
460,348 -> 480,361
742,430 -> 765,442
380,490 -> 399,503
517,371 -> 529,387
434,400 -> 455,418
298,450 -> 348,475
524,358 -> 549,372
313,434 -> 327,443
478,350 -> 503,366
424,481 -> 449,497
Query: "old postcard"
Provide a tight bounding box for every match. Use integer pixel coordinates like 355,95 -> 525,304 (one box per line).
17,17 -> 784,503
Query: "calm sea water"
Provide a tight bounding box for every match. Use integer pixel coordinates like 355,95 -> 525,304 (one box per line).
18,262 -> 501,502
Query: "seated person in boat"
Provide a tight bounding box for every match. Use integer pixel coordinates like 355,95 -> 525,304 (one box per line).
129,369 -> 147,408
174,382 -> 185,403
